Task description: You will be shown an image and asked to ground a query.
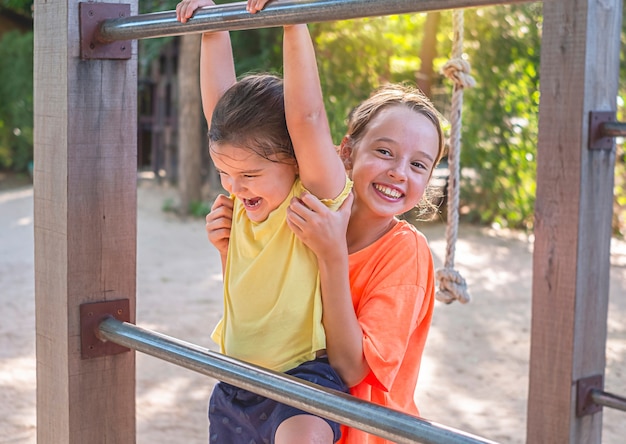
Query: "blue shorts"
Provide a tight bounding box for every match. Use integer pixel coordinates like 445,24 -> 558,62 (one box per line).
208,356 -> 348,443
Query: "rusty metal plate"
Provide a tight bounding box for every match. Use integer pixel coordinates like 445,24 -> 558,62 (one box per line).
80,298 -> 131,359
576,374 -> 603,417
588,111 -> 616,150
79,2 -> 131,60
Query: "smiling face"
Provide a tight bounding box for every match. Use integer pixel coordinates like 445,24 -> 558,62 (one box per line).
211,143 -> 298,223
343,105 -> 440,221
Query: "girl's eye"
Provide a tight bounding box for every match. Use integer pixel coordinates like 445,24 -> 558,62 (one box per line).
412,161 -> 427,170
376,148 -> 391,156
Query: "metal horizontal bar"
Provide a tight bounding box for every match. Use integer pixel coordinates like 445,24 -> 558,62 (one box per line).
98,317 -> 497,444
96,0 -> 532,42
590,388 -> 626,413
601,121 -> 626,138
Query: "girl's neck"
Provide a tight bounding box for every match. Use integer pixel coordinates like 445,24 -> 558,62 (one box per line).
346,210 -> 398,255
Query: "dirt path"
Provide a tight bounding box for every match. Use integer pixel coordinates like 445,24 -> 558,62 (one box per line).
1,180 -> 624,443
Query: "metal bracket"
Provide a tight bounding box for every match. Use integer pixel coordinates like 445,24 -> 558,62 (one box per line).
588,111 -> 616,150
79,2 -> 131,60
576,374 -> 604,416
80,299 -> 131,359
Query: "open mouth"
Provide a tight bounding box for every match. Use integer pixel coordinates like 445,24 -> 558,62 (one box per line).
242,197 -> 262,209
374,184 -> 403,200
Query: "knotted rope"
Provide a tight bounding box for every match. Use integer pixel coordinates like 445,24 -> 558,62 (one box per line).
436,9 -> 475,304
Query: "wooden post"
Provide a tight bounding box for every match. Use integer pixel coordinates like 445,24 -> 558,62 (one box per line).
33,0 -> 138,442
177,33 -> 202,215
527,0 -> 622,442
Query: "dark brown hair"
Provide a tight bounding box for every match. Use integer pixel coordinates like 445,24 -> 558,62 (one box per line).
209,74 -> 295,164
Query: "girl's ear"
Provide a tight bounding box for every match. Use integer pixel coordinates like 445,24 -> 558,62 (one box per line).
339,136 -> 354,171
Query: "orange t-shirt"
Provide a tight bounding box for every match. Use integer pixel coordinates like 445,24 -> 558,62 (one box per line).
338,220 -> 435,444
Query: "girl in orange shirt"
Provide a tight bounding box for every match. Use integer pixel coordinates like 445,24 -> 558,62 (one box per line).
287,84 -> 445,444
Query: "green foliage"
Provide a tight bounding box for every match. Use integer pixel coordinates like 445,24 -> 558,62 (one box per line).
614,131 -> 626,238
313,15 -> 427,143
161,197 -> 210,218
313,8 -> 541,230
138,0 -> 179,13
453,5 -> 542,230
615,7 -> 626,238
189,199 -> 211,217
0,0 -> 606,232
137,0 -> 179,77
0,30 -> 33,172
161,197 -> 176,213
231,27 -> 283,76
137,1 -> 283,81
213,0 -> 283,76
0,0 -> 32,19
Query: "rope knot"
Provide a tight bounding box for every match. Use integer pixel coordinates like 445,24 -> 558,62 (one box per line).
442,58 -> 476,89
436,267 -> 471,304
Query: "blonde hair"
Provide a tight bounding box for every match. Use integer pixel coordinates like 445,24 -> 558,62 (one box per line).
346,83 -> 446,166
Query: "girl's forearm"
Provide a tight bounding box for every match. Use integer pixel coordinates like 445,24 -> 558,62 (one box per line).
200,31 -> 236,122
283,25 -> 326,126
282,24 -> 346,198
317,255 -> 370,387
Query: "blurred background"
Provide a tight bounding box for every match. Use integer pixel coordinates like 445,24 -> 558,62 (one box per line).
1,2 -> 626,442
3,0 -> 626,235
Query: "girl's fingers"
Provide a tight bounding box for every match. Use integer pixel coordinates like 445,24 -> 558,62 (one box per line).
299,192 -> 331,213
247,0 -> 270,13
288,195 -> 316,223
176,1 -> 193,23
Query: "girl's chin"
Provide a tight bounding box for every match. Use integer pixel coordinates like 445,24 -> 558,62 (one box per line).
245,208 -> 268,222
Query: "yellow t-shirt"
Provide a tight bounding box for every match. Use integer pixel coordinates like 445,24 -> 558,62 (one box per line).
211,176 -> 352,372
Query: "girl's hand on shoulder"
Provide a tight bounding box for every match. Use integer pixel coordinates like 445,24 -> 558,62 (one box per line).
287,192 -> 353,260
206,194 -> 233,257
176,0 -> 215,23
247,0 -> 272,14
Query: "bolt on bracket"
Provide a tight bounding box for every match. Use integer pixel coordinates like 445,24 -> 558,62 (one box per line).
576,374 -> 604,417
79,2 -> 131,60
80,298 -> 131,359
588,111 -> 616,150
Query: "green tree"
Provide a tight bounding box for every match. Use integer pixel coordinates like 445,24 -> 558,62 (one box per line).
0,0 -> 32,19
0,30 -> 33,172
613,4 -> 626,237
14,1 -> 623,234
457,4 -> 542,230
313,6 -> 542,230
313,15 -> 430,143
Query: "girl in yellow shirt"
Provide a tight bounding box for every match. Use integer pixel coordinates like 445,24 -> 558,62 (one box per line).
176,1 -> 352,443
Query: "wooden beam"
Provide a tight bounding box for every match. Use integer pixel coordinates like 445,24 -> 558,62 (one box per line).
527,0 -> 621,442
34,0 -> 138,442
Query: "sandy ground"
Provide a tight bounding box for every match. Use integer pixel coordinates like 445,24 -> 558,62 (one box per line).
1,179 -> 625,444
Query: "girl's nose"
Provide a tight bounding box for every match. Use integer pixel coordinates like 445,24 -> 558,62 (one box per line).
221,176 -> 240,194
229,178 -> 243,194
387,161 -> 408,182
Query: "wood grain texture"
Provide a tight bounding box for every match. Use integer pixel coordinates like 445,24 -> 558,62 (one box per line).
527,0 -> 620,442
34,0 -> 139,442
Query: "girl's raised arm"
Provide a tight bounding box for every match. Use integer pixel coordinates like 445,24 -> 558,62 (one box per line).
283,24 -> 347,200
199,30 -> 236,122
176,0 -> 236,121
